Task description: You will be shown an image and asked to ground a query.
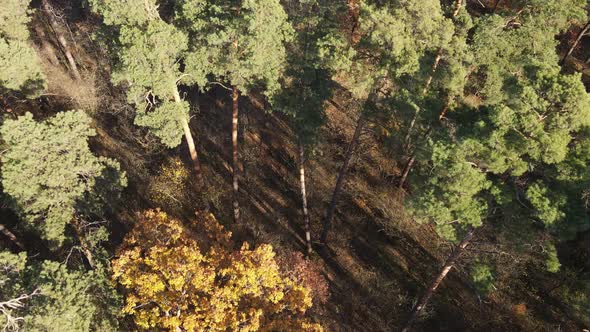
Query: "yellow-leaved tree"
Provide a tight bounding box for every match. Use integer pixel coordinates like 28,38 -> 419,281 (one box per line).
112,209 -> 322,331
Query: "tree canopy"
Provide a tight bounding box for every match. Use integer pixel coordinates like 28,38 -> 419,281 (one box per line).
0,111 -> 126,244
318,0 -> 454,100
2,0 -> 590,330
91,0 -> 191,148
0,251 -> 120,331
176,0 -> 294,98
0,0 -> 46,97
112,209 -> 322,331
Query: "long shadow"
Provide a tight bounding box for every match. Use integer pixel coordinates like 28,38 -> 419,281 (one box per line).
185,85 -> 545,331
316,244 -> 391,331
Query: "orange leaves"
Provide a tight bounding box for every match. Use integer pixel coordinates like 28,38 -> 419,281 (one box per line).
112,209 -> 322,331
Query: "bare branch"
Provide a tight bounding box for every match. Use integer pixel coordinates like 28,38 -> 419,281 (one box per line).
209,81 -> 233,91
0,289 -> 41,332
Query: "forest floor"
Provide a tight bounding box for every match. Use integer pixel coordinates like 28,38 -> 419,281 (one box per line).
92,80 -> 586,331
1,2 -> 590,330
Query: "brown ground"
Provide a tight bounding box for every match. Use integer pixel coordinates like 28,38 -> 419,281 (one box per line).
2,1 -> 590,331
91,78 -> 587,330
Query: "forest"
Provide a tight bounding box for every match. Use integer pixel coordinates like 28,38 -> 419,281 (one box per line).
1,0 -> 589,331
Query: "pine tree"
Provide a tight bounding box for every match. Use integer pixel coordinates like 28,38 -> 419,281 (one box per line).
176,0 -> 294,222
0,111 -> 126,244
0,251 -> 120,331
397,0 -> 473,188
407,0 -> 590,243
468,0 -> 586,106
112,209 -> 322,331
274,0 -> 334,254
0,0 -> 46,97
408,140 -> 490,241
90,0 -> 205,186
317,0 -> 454,243
398,0 -> 587,189
401,229 -> 475,332
399,3 -> 589,325
398,9 -> 590,329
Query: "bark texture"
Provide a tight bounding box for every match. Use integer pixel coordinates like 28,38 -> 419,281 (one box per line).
321,113 -> 366,244
42,0 -> 82,80
173,88 -> 204,187
232,85 -> 241,223
298,144 -> 313,254
401,229 -> 475,332
0,224 -> 25,250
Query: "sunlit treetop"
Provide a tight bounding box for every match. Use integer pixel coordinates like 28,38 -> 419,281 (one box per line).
427,5 -> 475,100
462,66 -> 590,176
0,0 -> 31,40
521,127 -> 590,238
89,0 -> 159,26
273,0 -> 334,147
0,111 -> 126,244
0,0 -> 46,96
469,0 -> 587,105
90,0 -> 190,148
409,140 -> 491,241
176,0 -> 294,98
0,251 -> 120,331
112,209 -> 322,331
111,20 -> 188,104
318,0 -> 454,99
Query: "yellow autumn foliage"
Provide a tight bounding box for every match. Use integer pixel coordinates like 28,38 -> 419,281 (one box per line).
112,209 -> 323,331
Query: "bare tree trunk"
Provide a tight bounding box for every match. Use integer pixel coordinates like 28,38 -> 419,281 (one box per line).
421,51 -> 443,96
321,113 -> 366,244
33,25 -> 60,66
560,21 -> 590,65
71,218 -> 95,269
232,85 -> 241,223
173,88 -> 205,187
398,153 -> 416,189
404,0 -> 462,151
298,143 -> 313,254
401,229 -> 475,332
181,118 -> 204,185
0,224 -> 25,250
438,102 -> 450,120
41,0 -> 81,80
399,127 -> 432,189
451,0 -> 463,17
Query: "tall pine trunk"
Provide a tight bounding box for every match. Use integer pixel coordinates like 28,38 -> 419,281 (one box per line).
321,113 -> 366,244
298,143 -> 313,254
401,0 -> 463,187
399,127 -> 432,189
398,153 -> 416,189
34,25 -> 59,66
0,224 -> 25,250
404,0 -> 462,151
173,88 -> 204,187
560,21 -> 590,65
438,102 -> 450,120
41,0 -> 81,80
401,229 -> 475,332
421,51 -> 443,96
232,85 -> 241,223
